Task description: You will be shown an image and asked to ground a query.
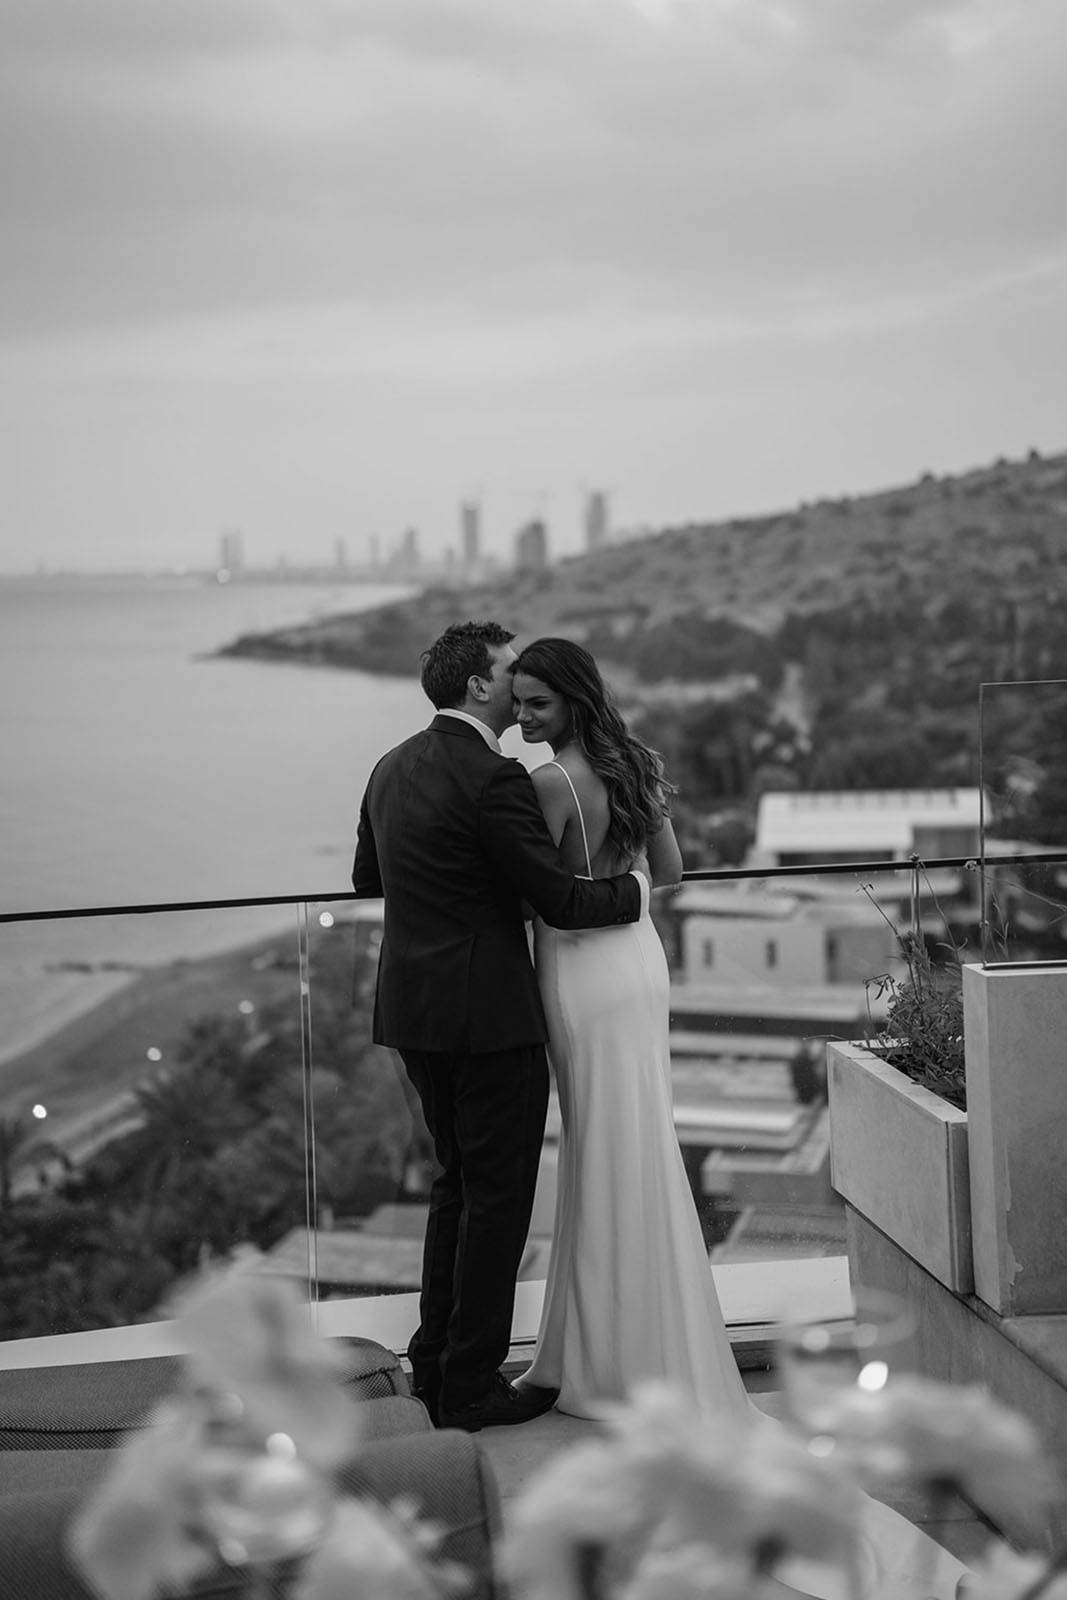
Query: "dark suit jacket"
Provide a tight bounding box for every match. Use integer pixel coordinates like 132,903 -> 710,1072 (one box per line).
352,715 -> 642,1052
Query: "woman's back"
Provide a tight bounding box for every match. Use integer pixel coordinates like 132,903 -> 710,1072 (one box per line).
532,747 -> 682,890
532,751 -> 635,880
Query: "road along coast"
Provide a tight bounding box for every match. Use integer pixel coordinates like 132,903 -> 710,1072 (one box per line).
1,930 -> 311,1168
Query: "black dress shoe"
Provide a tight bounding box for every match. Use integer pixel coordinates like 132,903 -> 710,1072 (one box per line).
511,1379 -> 560,1415
438,1373 -> 557,1433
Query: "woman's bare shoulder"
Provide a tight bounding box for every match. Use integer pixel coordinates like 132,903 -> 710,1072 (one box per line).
553,748 -> 601,786
530,759 -> 571,793
533,752 -> 597,788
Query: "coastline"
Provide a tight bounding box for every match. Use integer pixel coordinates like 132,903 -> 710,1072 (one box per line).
0,928 -> 316,1147
0,969 -> 138,1072
1,575 -> 421,1157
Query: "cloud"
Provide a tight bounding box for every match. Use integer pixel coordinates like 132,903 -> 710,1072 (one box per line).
10,246 -> 1063,394
2,0 -> 1064,348
0,0 -> 1064,570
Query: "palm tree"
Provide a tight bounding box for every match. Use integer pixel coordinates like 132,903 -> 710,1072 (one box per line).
131,1067 -> 228,1219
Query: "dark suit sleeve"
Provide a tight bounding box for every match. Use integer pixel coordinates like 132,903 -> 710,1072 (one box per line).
352,790 -> 383,897
478,761 -> 641,929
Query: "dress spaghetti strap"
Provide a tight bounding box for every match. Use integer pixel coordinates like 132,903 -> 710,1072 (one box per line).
547,760 -> 594,878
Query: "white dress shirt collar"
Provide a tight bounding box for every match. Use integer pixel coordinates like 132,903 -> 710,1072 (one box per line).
436,708 -> 502,754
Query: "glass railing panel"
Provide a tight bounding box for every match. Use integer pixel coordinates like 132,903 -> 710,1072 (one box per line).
0,845 -> 993,1358
304,859 -> 979,1346
666,860 -> 974,1277
301,897 -> 567,1349
979,678 -> 1067,965
300,898 -> 427,1309
0,902 -> 310,1343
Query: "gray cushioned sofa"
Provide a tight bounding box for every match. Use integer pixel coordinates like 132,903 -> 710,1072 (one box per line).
0,1338 -> 502,1598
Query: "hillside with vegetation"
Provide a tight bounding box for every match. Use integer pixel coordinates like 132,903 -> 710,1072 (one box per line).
5,459 -> 1064,1341
0,925 -> 420,1338
221,449 -> 1067,862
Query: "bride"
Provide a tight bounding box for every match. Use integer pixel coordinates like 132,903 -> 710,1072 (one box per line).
509,637 -> 749,1424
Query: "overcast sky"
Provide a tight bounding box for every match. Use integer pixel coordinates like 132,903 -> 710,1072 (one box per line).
1,0 -> 1064,572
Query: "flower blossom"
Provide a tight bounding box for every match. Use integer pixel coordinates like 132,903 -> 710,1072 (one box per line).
617,1542 -> 783,1600
69,1273 -> 372,1600
727,1421 -> 863,1566
506,1385 -> 862,1600
619,1543 -> 774,1600
505,1438 -> 656,1600
68,1400 -> 216,1600
962,1541 -> 1067,1600
593,1384 -> 755,1539
175,1269 -> 361,1472
814,1377 -> 1057,1533
294,1498 -> 462,1600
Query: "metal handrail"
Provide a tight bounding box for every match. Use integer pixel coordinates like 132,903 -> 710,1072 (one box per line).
3,850 -> 1066,925
681,849 -> 1067,882
0,890 -> 357,925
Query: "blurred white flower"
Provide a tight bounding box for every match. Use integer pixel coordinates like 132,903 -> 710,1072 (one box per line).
193,1442 -> 333,1566
69,1274 -> 372,1600
176,1270 -> 361,1471
729,1423 -> 863,1566
963,1541 -> 1067,1600
505,1438 -> 655,1600
594,1384 -> 754,1540
595,1385 -> 860,1565
294,1499 -> 453,1600
507,1386 -> 862,1600
67,1400 -> 214,1600
619,1544 -> 770,1600
818,1377 -> 1057,1532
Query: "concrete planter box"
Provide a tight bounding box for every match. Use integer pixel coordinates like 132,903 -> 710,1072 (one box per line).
827,1039 -> 973,1294
964,963 -> 1067,1315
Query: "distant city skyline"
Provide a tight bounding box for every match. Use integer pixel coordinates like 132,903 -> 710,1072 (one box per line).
2,0 -> 1064,575
5,486 -> 634,579
15,485 -> 628,580
5,447 -> 1060,582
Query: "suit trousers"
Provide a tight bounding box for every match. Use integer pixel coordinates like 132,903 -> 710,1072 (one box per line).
400,1042 -> 550,1409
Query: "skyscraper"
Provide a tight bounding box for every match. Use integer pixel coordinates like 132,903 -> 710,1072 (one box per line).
395,526 -> 420,576
515,519 -> 549,572
218,528 -> 244,575
584,490 -> 609,553
461,500 -> 480,568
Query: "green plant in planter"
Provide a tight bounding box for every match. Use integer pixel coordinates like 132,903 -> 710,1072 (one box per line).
862,886 -> 967,1111
868,929 -> 966,1109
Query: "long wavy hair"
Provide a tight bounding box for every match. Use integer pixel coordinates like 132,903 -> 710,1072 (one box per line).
511,637 -> 674,859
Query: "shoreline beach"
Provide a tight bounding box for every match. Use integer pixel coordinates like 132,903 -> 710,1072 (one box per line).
0,926 -> 325,1149
0,969 -> 139,1072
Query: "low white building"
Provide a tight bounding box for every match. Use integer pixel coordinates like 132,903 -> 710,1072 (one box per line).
672,880 -> 898,990
753,788 -> 982,869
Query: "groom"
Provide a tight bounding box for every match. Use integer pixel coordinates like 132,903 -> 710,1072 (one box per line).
352,620 -> 647,1431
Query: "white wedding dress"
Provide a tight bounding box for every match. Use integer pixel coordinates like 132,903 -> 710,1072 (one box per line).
520,764 -> 750,1424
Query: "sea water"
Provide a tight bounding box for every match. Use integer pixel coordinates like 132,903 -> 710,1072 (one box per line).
0,576 -> 429,974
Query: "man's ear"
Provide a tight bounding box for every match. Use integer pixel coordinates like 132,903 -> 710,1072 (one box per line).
468,674 -> 489,703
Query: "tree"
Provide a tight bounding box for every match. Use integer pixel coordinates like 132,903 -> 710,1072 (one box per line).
0,1112 -> 64,1213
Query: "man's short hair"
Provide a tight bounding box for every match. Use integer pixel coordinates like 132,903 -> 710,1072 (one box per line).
420,620 -> 516,709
